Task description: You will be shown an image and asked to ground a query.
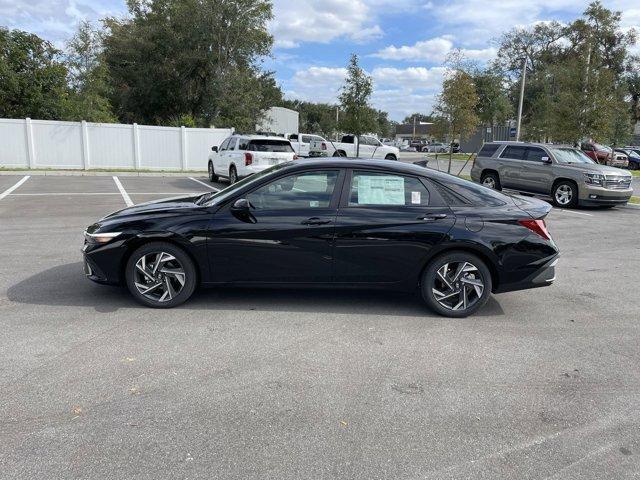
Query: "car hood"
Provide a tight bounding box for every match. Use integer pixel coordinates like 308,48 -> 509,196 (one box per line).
556,162 -> 631,176
101,194 -> 202,220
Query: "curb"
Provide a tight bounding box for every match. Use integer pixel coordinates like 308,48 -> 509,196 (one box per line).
0,170 -> 207,177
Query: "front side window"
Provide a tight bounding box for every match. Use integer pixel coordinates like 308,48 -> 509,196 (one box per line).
246,170 -> 339,210
238,137 -> 249,150
525,147 -> 547,162
500,145 -> 527,160
228,138 -> 237,151
348,171 -> 430,207
246,140 -> 294,153
301,135 -> 313,143
219,138 -> 231,151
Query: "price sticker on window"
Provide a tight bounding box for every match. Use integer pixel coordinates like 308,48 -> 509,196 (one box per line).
411,191 -> 421,204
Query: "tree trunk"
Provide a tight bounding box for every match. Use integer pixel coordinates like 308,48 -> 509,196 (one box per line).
356,135 -> 360,158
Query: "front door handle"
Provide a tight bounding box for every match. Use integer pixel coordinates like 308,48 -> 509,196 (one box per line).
301,217 -> 332,226
417,213 -> 448,221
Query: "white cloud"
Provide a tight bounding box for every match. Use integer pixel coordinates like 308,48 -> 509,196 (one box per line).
270,0 -> 383,49
285,65 -> 444,119
373,36 -> 496,63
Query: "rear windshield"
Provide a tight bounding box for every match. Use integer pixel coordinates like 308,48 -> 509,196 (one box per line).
550,148 -> 595,164
478,143 -> 500,157
246,140 -> 294,153
431,175 -> 509,207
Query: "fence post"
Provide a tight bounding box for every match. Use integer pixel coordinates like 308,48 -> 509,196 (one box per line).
180,126 -> 187,171
132,123 -> 141,169
25,118 -> 36,168
81,120 -> 90,170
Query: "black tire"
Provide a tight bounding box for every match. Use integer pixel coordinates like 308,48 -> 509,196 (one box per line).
333,150 -> 346,157
125,242 -> 197,308
208,161 -> 218,182
229,165 -> 238,184
421,251 -> 492,318
385,154 -> 397,160
552,180 -> 578,208
480,171 -> 501,191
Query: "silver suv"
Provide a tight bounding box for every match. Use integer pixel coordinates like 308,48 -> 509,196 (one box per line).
470,142 -> 633,208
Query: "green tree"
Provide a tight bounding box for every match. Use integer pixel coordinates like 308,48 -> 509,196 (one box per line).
0,28 -> 70,119
402,113 -> 433,124
64,21 -> 116,122
470,68 -> 511,139
103,0 -> 277,128
338,54 -> 377,157
434,70 -> 479,172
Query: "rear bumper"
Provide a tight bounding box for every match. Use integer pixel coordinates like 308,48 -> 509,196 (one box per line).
494,255 -> 558,294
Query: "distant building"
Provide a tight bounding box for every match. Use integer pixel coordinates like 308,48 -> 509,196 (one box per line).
256,107 -> 299,136
394,122 -> 433,142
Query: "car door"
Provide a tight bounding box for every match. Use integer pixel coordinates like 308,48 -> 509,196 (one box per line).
498,145 -> 527,190
300,135 -> 313,157
520,146 -> 554,193
332,170 -> 455,285
213,137 -> 231,175
358,136 -> 376,158
207,169 -> 345,284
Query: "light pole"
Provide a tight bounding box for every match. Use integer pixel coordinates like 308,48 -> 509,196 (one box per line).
515,57 -> 527,142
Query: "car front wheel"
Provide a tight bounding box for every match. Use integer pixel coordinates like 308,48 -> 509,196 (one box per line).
552,181 -> 578,208
125,242 -> 197,308
421,252 -> 492,318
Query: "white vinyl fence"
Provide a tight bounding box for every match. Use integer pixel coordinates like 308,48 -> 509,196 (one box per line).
0,118 -> 233,171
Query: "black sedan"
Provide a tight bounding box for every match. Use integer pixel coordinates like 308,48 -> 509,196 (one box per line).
83,159 -> 559,317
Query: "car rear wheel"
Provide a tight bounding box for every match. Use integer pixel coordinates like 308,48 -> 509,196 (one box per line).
125,242 -> 197,308
481,172 -> 501,190
208,162 -> 218,182
421,252 -> 492,318
552,181 -> 578,208
229,165 -> 238,184
385,154 -> 397,160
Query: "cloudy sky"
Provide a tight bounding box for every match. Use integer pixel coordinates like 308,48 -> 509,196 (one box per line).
1,0 -> 639,120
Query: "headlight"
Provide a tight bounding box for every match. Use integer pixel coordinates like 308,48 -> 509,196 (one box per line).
84,231 -> 122,244
583,173 -> 604,186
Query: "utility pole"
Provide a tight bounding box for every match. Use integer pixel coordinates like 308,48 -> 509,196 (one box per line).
516,56 -> 527,142
412,115 -> 416,140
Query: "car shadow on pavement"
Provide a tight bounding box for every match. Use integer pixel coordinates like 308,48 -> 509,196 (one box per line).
6,262 -> 505,317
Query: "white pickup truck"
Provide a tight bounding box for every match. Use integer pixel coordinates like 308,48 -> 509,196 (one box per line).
309,135 -> 399,160
287,133 -> 328,157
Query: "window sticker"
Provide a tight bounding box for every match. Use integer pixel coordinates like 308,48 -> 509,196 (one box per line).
310,200 -> 319,207
411,191 -> 421,204
357,175 -> 405,205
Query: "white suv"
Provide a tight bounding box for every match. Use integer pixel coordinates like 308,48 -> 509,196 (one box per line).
208,135 -> 298,184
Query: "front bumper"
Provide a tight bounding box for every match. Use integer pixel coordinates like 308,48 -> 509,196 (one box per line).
579,185 -> 632,206
82,239 -> 128,285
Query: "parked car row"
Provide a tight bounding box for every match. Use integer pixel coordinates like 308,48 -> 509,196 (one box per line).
580,142 -> 640,169
472,141 -> 633,208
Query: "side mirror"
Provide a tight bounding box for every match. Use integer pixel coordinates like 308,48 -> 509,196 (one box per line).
231,198 -> 252,211
541,156 -> 552,164
211,146 -> 218,152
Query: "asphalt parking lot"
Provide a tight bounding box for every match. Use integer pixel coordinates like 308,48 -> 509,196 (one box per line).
1,174 -> 639,479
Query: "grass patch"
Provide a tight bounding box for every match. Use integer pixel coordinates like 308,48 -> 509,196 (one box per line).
629,196 -> 640,204
631,170 -> 640,177
425,153 -> 475,161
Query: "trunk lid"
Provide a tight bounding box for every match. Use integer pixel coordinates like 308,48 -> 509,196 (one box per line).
508,194 -> 552,219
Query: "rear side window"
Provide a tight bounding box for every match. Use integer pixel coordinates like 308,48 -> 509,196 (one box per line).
246,140 -> 294,153
301,135 -> 313,143
477,143 -> 500,157
500,145 -> 527,160
348,171 -> 430,207
434,176 -> 508,207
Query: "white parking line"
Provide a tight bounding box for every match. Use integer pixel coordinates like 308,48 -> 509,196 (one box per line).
551,208 -> 593,217
0,176 -> 30,201
189,177 -> 219,191
112,176 -> 133,207
9,192 -> 202,196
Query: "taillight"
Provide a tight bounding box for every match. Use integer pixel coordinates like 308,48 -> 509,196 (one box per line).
518,219 -> 551,240
293,154 -> 299,160
244,152 -> 253,166
321,142 -> 327,150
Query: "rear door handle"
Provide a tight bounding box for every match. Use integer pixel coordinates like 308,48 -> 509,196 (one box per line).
417,213 -> 448,221
301,217 -> 332,226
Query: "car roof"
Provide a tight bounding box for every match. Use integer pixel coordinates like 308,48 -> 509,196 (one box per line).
233,134 -> 290,141
484,141 -> 551,147
278,158 -> 456,181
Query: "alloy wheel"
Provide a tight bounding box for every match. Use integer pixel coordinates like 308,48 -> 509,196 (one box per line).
133,251 -> 186,302
482,177 -> 496,189
555,184 -> 573,205
229,168 -> 237,184
432,261 -> 484,311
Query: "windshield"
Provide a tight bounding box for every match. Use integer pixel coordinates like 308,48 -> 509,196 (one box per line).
197,163 -> 293,206
550,147 -> 596,164
247,140 -> 294,153
593,143 -> 611,153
